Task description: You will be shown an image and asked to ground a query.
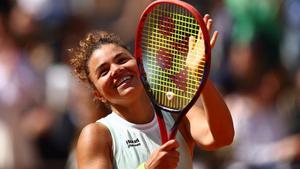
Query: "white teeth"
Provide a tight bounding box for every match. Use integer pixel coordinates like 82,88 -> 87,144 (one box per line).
116,76 -> 131,87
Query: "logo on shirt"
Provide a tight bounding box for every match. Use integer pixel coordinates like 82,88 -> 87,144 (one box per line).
126,138 -> 141,148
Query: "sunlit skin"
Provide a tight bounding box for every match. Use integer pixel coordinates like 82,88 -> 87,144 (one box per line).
88,44 -> 154,124
76,14 -> 234,169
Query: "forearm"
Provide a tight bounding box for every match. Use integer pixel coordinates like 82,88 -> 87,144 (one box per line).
187,79 -> 234,150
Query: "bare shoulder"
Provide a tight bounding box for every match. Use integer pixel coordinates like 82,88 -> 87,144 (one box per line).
76,123 -> 113,169
78,123 -> 111,145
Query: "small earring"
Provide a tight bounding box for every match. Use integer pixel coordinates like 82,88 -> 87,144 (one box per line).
99,97 -> 107,103
94,90 -> 106,103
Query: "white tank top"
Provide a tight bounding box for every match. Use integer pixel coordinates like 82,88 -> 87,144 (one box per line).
97,111 -> 193,169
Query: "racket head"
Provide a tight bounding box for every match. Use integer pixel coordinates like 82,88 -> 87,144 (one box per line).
135,0 -> 211,114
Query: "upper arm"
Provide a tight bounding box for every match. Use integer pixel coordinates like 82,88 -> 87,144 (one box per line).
76,123 -> 113,169
175,97 -> 218,151
184,100 -> 216,149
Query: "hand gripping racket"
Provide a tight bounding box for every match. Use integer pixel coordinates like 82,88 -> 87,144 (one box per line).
134,0 -> 211,144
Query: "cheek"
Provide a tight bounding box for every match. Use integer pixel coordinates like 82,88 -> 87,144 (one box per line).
129,59 -> 139,72
94,77 -> 112,96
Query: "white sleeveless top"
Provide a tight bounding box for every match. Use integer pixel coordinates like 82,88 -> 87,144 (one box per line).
97,111 -> 193,169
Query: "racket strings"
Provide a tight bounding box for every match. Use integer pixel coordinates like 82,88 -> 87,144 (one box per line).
143,15 -> 200,31
142,3 -> 207,110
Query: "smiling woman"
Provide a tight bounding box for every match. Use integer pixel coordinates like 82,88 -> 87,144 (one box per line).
88,43 -> 145,106
69,24 -> 234,169
70,31 -> 149,117
70,31 -> 128,84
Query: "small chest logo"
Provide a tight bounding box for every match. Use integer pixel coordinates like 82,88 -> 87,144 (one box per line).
126,138 -> 141,148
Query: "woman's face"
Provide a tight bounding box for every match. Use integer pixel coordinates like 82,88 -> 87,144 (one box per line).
88,43 -> 144,105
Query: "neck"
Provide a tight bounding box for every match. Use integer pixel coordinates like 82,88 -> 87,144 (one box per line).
111,92 -> 154,124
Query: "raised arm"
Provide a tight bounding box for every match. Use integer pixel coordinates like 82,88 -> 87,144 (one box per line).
76,123 -> 113,169
184,14 -> 234,151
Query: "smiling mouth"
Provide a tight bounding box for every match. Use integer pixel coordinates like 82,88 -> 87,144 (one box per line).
115,75 -> 133,87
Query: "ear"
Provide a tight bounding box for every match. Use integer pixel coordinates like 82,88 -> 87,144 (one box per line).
93,90 -> 107,103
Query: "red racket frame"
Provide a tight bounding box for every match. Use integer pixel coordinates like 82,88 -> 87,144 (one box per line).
134,0 -> 211,143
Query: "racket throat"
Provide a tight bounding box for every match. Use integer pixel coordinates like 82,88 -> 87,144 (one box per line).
169,126 -> 179,140
169,112 -> 186,140
156,110 -> 168,144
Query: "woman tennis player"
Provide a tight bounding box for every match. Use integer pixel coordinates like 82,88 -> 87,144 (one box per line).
70,14 -> 234,169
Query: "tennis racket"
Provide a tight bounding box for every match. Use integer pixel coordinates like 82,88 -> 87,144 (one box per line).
134,0 -> 211,144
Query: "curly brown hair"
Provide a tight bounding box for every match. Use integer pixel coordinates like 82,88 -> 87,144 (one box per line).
69,30 -> 128,88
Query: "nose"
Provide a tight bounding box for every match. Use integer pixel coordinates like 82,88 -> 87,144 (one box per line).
110,64 -> 124,77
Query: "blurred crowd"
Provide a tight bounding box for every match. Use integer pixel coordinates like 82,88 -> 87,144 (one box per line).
0,0 -> 299,169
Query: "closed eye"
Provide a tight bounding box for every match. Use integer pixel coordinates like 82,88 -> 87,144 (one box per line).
115,53 -> 131,65
99,69 -> 109,77
97,65 -> 109,79
117,57 -> 129,65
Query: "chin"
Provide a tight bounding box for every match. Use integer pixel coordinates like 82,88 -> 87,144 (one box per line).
120,85 -> 144,99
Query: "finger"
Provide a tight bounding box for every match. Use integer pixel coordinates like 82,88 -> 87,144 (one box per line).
210,31 -> 219,48
169,150 -> 180,158
203,14 -> 209,25
207,19 -> 213,33
165,151 -> 180,163
160,139 -> 179,151
189,36 -> 196,51
165,157 -> 179,167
